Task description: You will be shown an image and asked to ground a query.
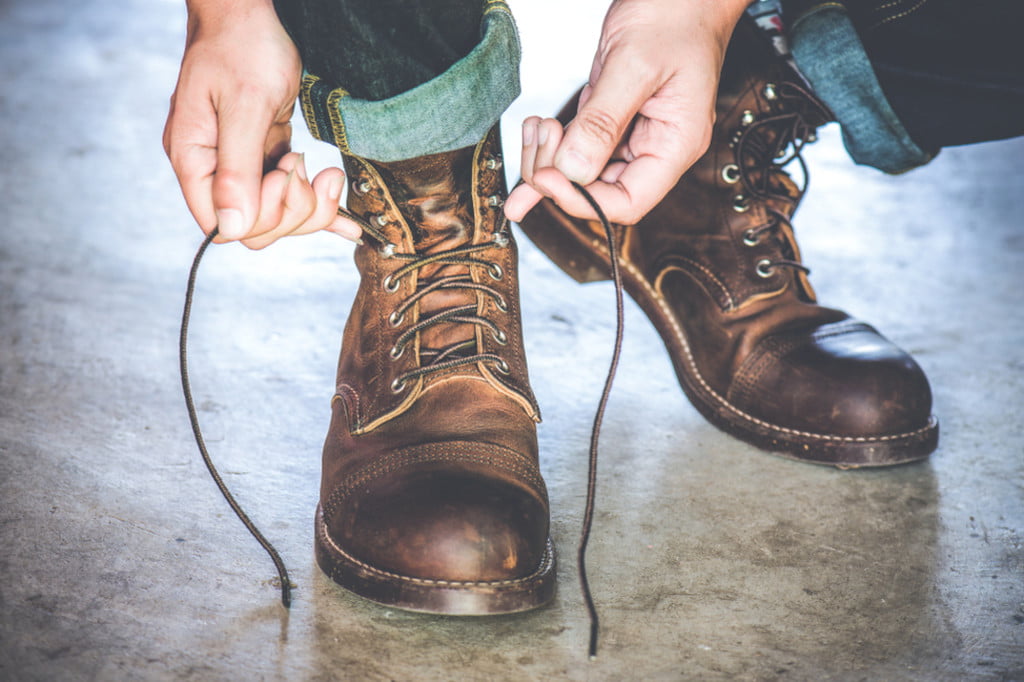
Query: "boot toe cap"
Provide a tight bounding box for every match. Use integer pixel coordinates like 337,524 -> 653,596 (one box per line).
322,454 -> 550,584
730,321 -> 934,439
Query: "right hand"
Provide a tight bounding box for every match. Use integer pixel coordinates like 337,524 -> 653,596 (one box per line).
163,0 -> 361,248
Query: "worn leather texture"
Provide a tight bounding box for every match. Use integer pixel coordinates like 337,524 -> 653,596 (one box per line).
519,18 -> 938,466
316,127 -> 555,614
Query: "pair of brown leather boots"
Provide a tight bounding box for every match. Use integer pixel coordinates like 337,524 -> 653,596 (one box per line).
315,20 -> 937,615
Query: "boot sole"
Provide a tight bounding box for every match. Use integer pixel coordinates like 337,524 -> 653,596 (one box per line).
314,505 -> 556,615
518,200 -> 939,468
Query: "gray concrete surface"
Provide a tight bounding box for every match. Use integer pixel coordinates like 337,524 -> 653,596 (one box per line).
1,0 -> 1021,679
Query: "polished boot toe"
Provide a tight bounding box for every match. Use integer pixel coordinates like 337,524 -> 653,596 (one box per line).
728,320 -> 936,463
323,452 -> 550,583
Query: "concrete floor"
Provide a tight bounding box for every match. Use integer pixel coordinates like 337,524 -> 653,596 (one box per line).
1,0 -> 1022,679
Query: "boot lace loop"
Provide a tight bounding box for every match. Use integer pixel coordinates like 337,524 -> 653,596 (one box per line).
370,228 -> 514,390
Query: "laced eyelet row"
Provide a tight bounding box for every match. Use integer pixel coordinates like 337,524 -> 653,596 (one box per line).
389,356 -> 510,394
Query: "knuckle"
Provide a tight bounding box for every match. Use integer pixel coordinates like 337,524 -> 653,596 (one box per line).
574,108 -> 623,148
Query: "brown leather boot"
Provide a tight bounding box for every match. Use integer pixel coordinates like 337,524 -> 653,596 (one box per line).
519,19 -> 938,467
315,127 -> 555,614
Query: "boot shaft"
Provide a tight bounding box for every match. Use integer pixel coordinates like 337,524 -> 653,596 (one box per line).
335,127 -> 540,434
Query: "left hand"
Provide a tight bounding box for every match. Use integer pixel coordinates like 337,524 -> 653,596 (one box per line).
505,0 -> 749,225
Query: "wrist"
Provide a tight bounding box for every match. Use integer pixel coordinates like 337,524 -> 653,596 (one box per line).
185,0 -> 278,39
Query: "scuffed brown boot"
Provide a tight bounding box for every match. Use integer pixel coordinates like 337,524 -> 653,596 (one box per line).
519,19 -> 937,467
315,127 -> 555,614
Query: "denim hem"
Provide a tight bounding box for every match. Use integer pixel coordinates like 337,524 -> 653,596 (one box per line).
790,3 -> 935,173
298,0 -> 519,162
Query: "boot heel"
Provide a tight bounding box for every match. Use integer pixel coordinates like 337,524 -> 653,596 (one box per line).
517,198 -> 612,284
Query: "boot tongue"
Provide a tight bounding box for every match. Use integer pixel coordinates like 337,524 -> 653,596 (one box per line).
379,146 -> 481,361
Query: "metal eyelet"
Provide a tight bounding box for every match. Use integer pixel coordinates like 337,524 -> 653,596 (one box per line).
732,195 -> 751,213
493,232 -> 509,248
390,377 -> 407,393
380,243 -> 397,258
721,164 -> 741,184
494,295 -> 508,312
764,83 -> 778,101
756,259 -> 775,278
740,110 -> 755,127
805,132 -> 818,143
351,180 -> 372,196
492,329 -> 508,345
388,310 -> 404,327
487,195 -> 504,208
488,263 -> 504,280
374,214 -> 389,227
389,344 -> 405,360
484,158 -> 502,170
495,359 -> 511,375
742,229 -> 760,247
382,274 -> 401,293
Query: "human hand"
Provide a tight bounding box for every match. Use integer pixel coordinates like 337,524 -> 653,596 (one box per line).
506,0 -> 749,226
163,0 -> 361,248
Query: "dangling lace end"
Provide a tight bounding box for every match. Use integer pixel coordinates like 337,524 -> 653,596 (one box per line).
570,181 -> 626,661
180,226 -> 293,610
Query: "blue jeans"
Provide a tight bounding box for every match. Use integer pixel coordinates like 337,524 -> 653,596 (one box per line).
276,0 -> 1024,172
787,0 -> 1024,172
276,0 -> 520,162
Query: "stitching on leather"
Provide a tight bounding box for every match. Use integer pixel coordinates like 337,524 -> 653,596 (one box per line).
319,517 -> 555,588
577,223 -> 934,444
658,258 -> 735,310
870,0 -> 931,29
335,383 -> 361,426
323,443 -> 545,518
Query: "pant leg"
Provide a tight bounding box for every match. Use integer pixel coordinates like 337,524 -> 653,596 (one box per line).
782,0 -> 1024,173
274,0 -> 521,162
847,0 -> 1024,151
275,0 -> 482,101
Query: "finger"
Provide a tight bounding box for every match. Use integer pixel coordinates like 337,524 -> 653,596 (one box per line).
287,166 -> 346,236
554,55 -> 654,184
532,119 -> 564,177
298,167 -> 363,242
164,92 -> 220,235
533,150 -> 681,226
211,98 -> 280,240
505,182 -> 546,223
243,156 -> 316,248
519,116 -> 541,185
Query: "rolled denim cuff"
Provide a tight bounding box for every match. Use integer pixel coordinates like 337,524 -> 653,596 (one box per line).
298,0 -> 519,162
789,3 -> 934,173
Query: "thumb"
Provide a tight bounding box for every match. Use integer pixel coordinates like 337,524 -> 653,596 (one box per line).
554,57 -> 652,184
210,100 -> 276,240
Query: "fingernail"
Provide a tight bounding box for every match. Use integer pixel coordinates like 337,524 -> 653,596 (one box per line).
537,124 -> 549,146
329,215 -> 362,243
295,153 -> 308,181
282,168 -> 296,196
327,173 -> 344,201
215,208 -> 244,239
522,120 -> 536,146
556,149 -> 591,183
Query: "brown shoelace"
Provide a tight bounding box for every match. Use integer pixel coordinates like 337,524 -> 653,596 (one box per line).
180,184 -> 623,657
